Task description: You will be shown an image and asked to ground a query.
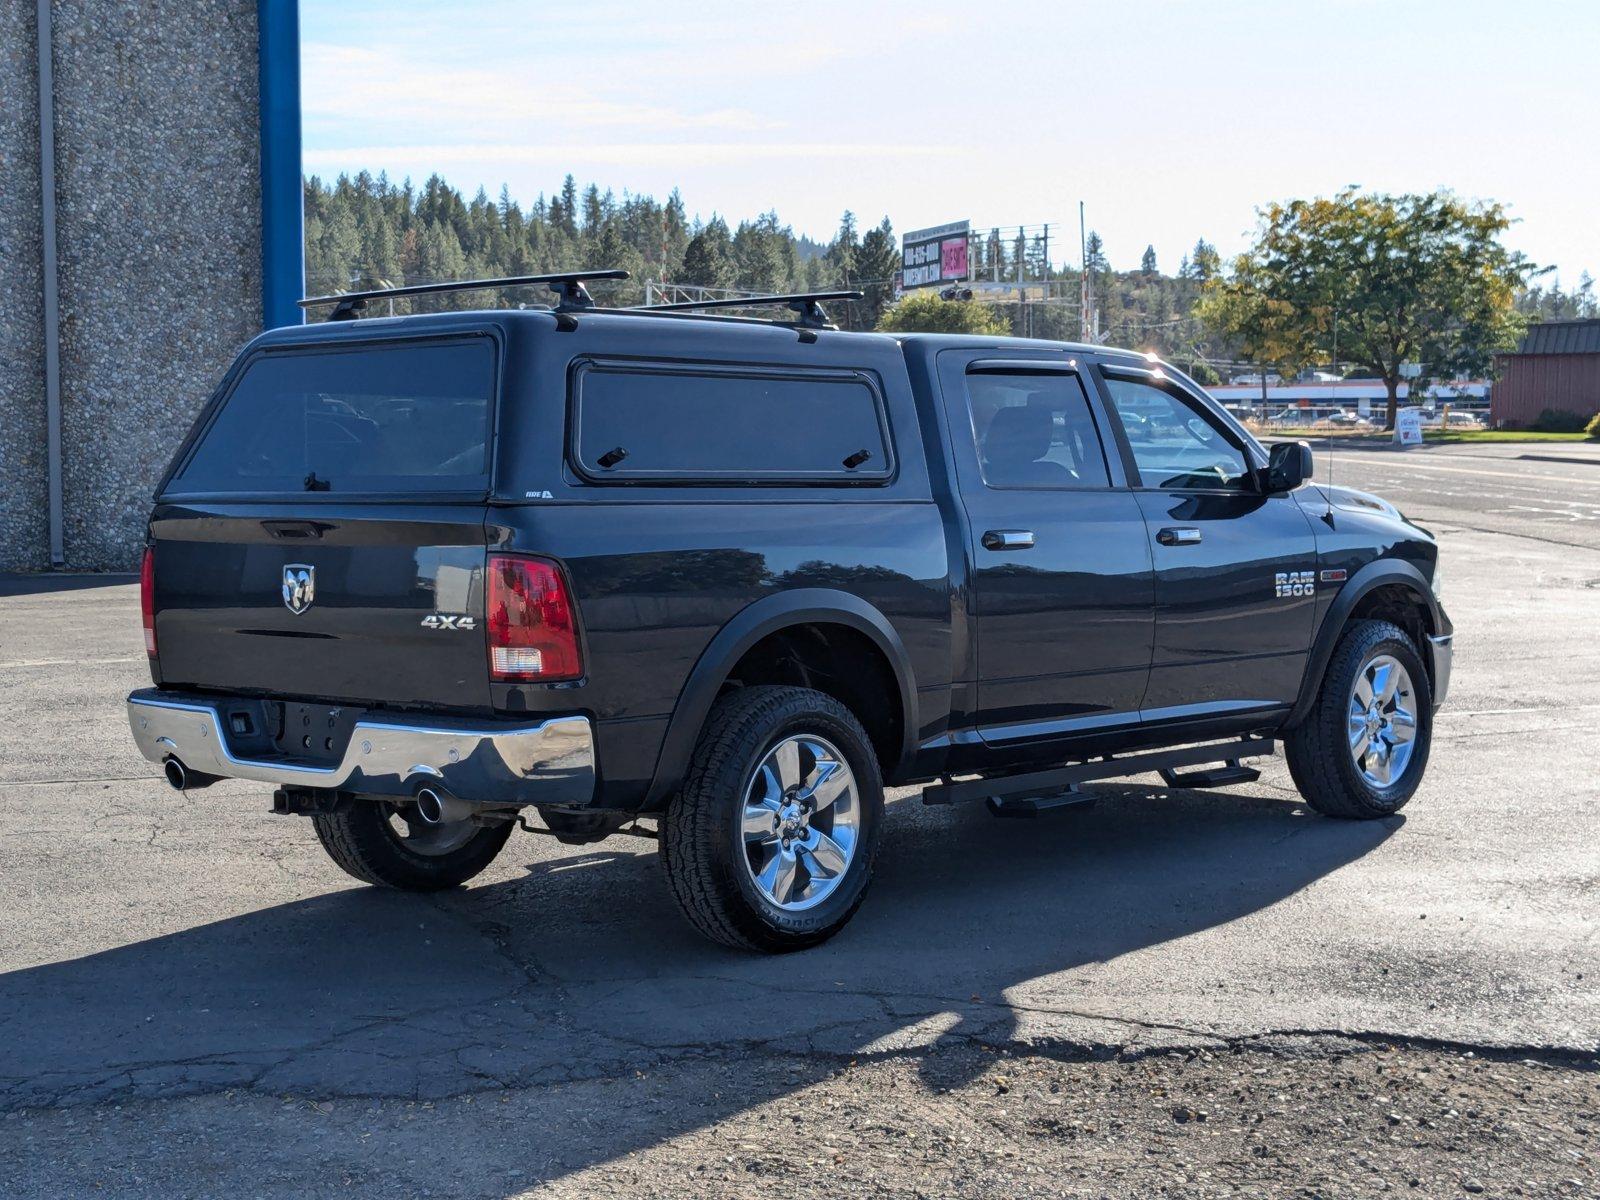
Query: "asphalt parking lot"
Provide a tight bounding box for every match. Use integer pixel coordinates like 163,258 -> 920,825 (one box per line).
2,439 -> 1597,1197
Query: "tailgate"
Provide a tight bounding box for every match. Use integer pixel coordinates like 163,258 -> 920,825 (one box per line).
148,333 -> 500,711
152,507 -> 490,710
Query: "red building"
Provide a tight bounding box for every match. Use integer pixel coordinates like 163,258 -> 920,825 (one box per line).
1492,319 -> 1600,427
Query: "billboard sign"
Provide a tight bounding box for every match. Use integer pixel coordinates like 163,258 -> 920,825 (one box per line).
902,220 -> 970,289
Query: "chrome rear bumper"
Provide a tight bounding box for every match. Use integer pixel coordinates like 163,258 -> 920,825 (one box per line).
126,689 -> 595,806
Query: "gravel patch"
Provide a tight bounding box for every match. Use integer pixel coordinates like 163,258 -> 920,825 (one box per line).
4,1041 -> 1594,1198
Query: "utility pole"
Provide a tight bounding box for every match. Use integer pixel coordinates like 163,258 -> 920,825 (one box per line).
1079,201 -> 1092,342
1042,223 -> 1049,303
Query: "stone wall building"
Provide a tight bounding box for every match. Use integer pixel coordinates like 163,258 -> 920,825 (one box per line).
1,1 -> 264,571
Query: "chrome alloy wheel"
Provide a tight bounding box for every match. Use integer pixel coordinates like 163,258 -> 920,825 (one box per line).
740,733 -> 860,912
379,800 -> 479,856
1347,653 -> 1419,788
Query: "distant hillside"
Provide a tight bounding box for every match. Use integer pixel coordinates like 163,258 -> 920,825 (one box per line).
303,171 -> 1600,379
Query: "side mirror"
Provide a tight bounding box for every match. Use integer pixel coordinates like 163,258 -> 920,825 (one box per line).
1264,440 -> 1313,492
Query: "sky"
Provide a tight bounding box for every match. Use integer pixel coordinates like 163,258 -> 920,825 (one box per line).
302,0 -> 1599,285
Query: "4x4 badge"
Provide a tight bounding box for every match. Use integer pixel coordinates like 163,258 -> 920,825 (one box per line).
283,564 -> 315,615
421,614 -> 476,631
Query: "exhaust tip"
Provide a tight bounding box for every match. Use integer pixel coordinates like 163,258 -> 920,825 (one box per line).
414,787 -> 445,825
163,758 -> 187,791
414,785 -> 478,825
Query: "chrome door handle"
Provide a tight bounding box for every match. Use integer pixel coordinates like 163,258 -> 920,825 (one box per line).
982,529 -> 1035,551
1156,527 -> 1202,546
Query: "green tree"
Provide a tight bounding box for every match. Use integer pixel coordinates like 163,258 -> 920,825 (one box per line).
581,184 -> 606,234
854,217 -> 901,330
826,210 -> 859,286
417,220 -> 469,309
662,189 -> 690,274
1084,231 -> 1108,275
1198,189 -> 1534,428
733,212 -> 792,293
876,292 -> 1010,335
1517,271 -> 1598,320
551,175 -> 579,238
680,217 -> 735,290
1184,238 -> 1221,283
1194,257 -> 1322,398
299,169 -> 1249,363
1140,244 -> 1158,276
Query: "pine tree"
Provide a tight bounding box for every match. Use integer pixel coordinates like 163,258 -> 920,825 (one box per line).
582,184 -> 605,234
1084,231 -> 1108,275
1187,238 -> 1221,283
418,220 -> 468,309
297,168 -> 1248,365
680,217 -> 735,290
1141,245 -> 1158,276
1577,271 -> 1597,318
826,211 -> 859,286
663,189 -> 690,272
554,175 -> 579,238
734,213 -> 792,293
854,217 -> 901,331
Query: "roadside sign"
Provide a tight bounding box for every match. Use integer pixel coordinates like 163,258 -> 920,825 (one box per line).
902,220 -> 970,289
1395,406 -> 1423,447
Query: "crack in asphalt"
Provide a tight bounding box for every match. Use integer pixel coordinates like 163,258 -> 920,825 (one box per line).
5,1009 -> 1592,1115
0,774 -> 166,787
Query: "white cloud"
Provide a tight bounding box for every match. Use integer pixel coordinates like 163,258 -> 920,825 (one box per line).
301,42 -> 780,136
303,141 -> 956,169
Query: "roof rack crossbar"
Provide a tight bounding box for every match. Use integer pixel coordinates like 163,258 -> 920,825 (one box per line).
299,270 -> 630,321
637,290 -> 863,330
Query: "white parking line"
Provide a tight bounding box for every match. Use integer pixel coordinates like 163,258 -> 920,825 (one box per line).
1447,704 -> 1600,717
0,657 -> 143,669
1339,457 -> 1600,488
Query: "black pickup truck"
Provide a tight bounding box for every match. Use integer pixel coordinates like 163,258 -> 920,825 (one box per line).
128,272 -> 1452,952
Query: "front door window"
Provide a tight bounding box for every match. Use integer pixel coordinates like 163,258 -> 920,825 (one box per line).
1103,376 -> 1250,491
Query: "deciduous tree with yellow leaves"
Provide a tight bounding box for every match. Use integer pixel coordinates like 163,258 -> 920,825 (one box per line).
1198,190 -> 1534,428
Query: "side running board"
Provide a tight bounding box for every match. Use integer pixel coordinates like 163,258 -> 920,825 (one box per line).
1158,761 -> 1261,789
922,735 -> 1274,807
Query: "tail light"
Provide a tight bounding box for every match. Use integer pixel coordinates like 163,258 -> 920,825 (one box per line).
139,545 -> 157,658
486,555 -> 582,682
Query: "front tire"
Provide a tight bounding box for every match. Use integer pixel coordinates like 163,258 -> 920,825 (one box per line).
312,800 -> 513,891
1285,619 -> 1433,819
660,685 -> 884,953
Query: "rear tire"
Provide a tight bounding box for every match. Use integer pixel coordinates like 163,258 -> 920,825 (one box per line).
1285,619 -> 1433,819
312,800 -> 513,891
659,685 -> 884,953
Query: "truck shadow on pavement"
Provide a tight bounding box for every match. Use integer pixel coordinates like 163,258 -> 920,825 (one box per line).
0,784 -> 1396,1184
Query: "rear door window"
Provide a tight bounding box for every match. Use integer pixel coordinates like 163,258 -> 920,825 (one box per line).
172,337 -> 495,495
964,371 -> 1112,489
571,362 -> 891,482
